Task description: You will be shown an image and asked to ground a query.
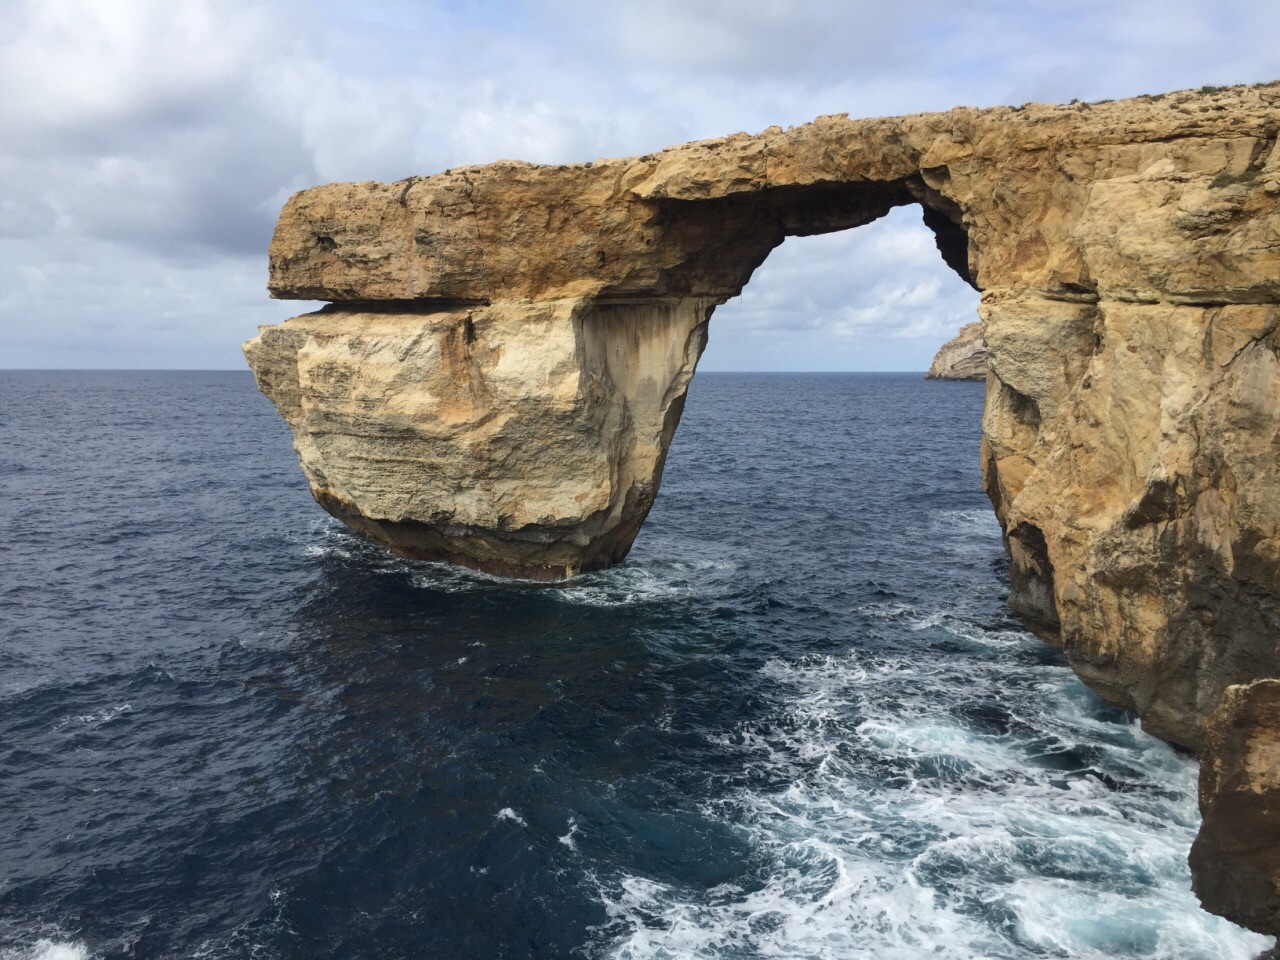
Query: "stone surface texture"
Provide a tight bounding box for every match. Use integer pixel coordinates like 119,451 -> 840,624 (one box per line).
926,321 -> 989,379
247,80 -> 1280,933
245,299 -> 707,579
1193,680 -> 1280,933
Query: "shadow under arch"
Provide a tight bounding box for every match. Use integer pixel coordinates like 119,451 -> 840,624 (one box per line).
608,175 -> 978,307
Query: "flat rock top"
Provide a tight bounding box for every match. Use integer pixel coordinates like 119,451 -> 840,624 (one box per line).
268,82 -> 1280,304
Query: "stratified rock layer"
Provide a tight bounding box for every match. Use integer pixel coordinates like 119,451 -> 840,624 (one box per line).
926,321 -> 988,380
246,299 -> 708,579
247,80 -> 1280,934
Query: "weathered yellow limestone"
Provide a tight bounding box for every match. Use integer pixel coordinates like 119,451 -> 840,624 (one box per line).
246,81 -> 1280,934
926,321 -> 988,379
247,298 -> 708,580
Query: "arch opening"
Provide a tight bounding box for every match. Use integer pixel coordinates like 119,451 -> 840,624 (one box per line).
692,202 -> 982,373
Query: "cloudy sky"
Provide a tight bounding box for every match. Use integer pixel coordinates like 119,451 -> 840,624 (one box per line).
3,0 -> 1278,371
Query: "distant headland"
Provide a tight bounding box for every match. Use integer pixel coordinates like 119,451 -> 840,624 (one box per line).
926,321 -> 989,380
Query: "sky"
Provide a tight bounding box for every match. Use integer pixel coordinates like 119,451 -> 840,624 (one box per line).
2,0 -> 1278,371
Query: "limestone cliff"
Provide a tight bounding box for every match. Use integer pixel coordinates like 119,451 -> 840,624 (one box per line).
247,81 -> 1280,932
246,300 -> 706,579
1192,680 -> 1280,933
926,321 -> 988,379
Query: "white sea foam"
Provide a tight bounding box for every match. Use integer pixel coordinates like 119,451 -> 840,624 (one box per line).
300,517 -> 742,606
359,555 -> 714,604
933,507 -> 1003,532
51,703 -> 133,732
302,543 -> 349,559
550,556 -> 739,609
295,518 -> 355,560
560,818 -> 581,852
0,940 -> 91,960
496,807 -> 528,827
593,627 -> 1274,959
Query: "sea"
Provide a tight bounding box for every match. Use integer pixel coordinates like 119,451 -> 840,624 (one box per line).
0,370 -> 1272,960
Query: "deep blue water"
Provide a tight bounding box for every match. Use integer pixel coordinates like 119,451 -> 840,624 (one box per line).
0,371 -> 1269,960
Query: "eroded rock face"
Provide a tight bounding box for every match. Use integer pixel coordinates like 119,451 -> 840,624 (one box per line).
926,322 -> 988,380
246,299 -> 708,579
1192,680 -> 1280,934
248,80 -> 1280,741
983,297 -> 1280,750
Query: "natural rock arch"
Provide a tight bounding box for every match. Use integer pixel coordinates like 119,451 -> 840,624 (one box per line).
251,168 -> 982,581
247,83 -> 1280,933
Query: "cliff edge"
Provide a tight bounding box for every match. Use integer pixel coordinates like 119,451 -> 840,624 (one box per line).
926,321 -> 989,380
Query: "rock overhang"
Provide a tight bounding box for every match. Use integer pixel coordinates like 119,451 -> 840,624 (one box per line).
265,84 -> 1280,308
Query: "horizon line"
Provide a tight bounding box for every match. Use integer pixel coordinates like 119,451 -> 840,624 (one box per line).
0,367 -> 945,375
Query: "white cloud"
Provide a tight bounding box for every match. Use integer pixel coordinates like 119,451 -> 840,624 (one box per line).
0,0 -> 292,150
1,0 -> 1278,369
0,232 -> 319,368
703,207 -> 979,371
